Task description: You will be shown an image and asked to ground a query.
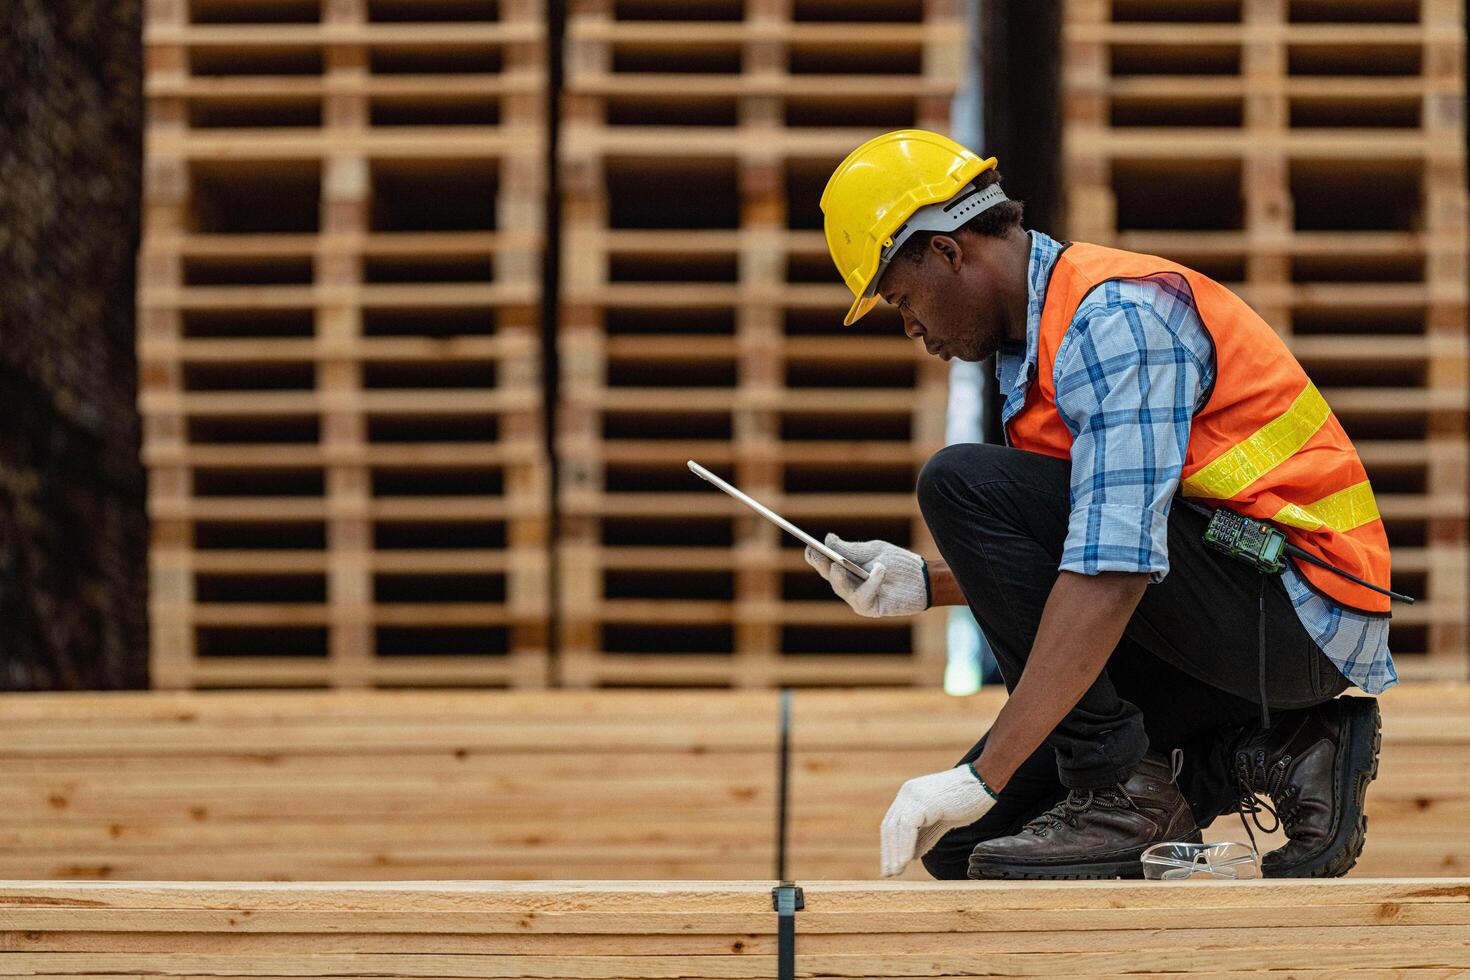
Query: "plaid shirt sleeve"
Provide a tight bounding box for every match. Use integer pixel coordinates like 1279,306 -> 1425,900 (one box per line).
1052,276 -> 1213,583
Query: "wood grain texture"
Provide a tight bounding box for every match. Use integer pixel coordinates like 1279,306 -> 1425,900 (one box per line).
0,685 -> 1463,882
3,878 -> 1470,978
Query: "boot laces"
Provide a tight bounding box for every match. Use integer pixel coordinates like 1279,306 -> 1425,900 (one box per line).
1231,748 -> 1295,845
1024,785 -> 1136,837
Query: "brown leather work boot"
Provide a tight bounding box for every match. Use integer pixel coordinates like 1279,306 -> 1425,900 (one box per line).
967,750 -> 1201,880
1228,695 -> 1382,878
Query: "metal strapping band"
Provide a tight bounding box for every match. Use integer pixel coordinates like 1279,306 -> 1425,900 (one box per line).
775,688 -> 791,882
1182,381 -> 1331,500
773,693 -> 800,980
772,881 -> 804,980
1270,480 -> 1380,532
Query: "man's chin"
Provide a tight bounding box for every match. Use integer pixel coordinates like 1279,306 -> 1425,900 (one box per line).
960,341 -> 998,363
930,340 -> 988,363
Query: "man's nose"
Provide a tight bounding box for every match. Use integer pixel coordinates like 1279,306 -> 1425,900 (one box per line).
902,316 -> 924,340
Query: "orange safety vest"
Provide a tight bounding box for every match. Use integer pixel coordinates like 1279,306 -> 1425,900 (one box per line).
1006,241 -> 1392,615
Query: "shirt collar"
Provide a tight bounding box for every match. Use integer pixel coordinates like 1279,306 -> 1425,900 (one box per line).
997,229 -> 1065,404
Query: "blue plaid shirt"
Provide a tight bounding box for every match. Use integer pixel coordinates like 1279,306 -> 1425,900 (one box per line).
997,231 -> 1395,694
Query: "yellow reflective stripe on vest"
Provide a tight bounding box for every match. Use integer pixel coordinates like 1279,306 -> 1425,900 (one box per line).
1181,381 -> 1331,499
1269,480 -> 1381,533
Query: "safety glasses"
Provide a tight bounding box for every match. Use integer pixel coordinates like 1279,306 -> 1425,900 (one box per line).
1140,841 -> 1262,880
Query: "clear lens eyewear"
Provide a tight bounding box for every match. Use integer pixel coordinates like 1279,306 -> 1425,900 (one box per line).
1140,841 -> 1261,880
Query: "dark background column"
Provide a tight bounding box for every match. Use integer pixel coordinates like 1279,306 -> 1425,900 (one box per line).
978,0 -> 1063,443
0,1 -> 147,689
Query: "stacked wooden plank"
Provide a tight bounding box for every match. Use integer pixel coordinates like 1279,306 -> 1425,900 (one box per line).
554,0 -> 963,687
6,878 -> 1470,978
0,690 -> 778,881
1062,0 -> 1469,678
140,0 -> 551,688
2,686 -> 1464,881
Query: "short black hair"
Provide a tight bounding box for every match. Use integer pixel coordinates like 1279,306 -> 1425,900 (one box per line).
893,167 -> 1025,266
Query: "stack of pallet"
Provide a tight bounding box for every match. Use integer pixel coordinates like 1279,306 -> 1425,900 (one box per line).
1062,0 -> 1468,677
555,0 -> 964,687
139,0 -> 550,688
138,0 -> 1464,692
6,878 -> 1470,977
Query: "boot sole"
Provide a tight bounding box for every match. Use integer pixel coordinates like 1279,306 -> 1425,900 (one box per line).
1265,697 -> 1382,879
967,831 -> 1204,881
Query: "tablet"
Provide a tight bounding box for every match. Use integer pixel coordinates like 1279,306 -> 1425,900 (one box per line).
686,460 -> 871,582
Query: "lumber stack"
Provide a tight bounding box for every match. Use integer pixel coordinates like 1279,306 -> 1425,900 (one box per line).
4,878 -> 1470,977
0,690 -> 779,881
139,0 -> 551,689
1062,0 -> 1469,678
2,686 -> 1464,881
554,0 -> 963,688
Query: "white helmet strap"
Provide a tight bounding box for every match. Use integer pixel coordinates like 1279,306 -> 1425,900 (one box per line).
864,183 -> 1011,299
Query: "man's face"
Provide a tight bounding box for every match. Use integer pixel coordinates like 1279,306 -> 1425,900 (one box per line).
877,234 -> 1008,363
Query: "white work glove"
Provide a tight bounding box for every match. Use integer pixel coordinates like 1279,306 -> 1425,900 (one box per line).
803,534 -> 930,618
880,764 -> 998,878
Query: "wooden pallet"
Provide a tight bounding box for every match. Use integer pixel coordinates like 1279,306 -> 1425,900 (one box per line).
555,0 -> 964,687
140,0 -> 552,688
1062,0 -> 1469,678
1,686 -> 1464,882
5,878 -> 1470,978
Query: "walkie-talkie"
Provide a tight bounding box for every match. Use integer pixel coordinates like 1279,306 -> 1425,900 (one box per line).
1189,500 -> 1414,604
1203,508 -> 1287,574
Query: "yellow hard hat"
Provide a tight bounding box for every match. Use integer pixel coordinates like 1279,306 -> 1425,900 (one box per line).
821,129 -> 999,325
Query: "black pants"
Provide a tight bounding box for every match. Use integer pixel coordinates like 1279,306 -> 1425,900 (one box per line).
915,443 -> 1350,880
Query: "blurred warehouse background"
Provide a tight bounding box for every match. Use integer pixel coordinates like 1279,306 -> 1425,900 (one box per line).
0,0 -> 1464,692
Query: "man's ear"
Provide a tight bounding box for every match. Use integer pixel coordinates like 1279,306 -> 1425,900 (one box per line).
929,234 -> 963,272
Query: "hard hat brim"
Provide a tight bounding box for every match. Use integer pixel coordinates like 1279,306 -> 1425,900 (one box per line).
844,292 -> 880,326
842,181 -> 1010,327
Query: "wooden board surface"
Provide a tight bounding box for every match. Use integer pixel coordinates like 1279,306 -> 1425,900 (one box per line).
3,878 -> 1470,978
1,685 -> 1465,882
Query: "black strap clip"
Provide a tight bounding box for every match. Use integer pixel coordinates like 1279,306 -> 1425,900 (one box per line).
772,881 -> 804,979
772,880 -> 804,914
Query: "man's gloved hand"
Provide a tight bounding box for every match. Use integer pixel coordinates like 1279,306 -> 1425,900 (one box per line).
803,534 -> 930,618
880,765 -> 998,878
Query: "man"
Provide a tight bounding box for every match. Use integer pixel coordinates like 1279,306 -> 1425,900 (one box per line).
806,129 -> 1395,881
